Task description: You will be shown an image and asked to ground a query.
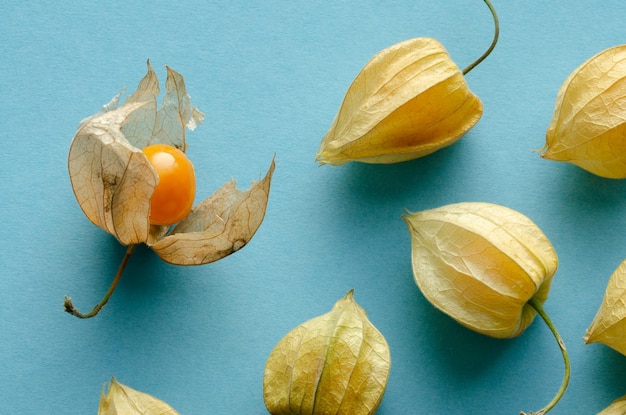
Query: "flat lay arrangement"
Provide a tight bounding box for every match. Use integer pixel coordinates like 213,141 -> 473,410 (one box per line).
2,1 -> 626,414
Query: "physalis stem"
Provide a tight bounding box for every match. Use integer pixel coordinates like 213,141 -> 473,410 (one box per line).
462,0 -> 500,75
520,297 -> 571,415
64,244 -> 136,319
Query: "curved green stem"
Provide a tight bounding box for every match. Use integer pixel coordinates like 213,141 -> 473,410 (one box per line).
520,297 -> 570,415
462,0 -> 500,75
64,244 -> 136,319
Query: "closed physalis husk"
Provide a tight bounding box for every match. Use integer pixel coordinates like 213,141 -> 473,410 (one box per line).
542,45 -> 626,178
68,61 -> 275,264
98,377 -> 178,415
584,259 -> 626,355
598,394 -> 626,415
403,202 -> 558,338
315,37 -> 483,165
404,202 -> 568,415
263,290 -> 391,415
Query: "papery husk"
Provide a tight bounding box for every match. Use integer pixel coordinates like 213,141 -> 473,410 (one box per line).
149,158 -> 275,265
403,202 -> 558,339
68,61 -> 203,245
263,290 -> 391,415
68,102 -> 159,245
584,259 -> 626,355
68,62 -> 275,264
598,394 -> 626,415
98,377 -> 178,415
543,45 -> 626,178
316,37 -> 483,165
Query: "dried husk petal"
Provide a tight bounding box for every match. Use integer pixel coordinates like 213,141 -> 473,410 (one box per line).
149,158 -> 275,265
403,202 -> 558,338
316,37 -> 483,165
122,64 -> 204,150
98,377 -> 178,415
597,394 -> 626,415
263,290 -> 391,415
542,45 -> 626,178
584,259 -> 626,355
68,102 -> 158,245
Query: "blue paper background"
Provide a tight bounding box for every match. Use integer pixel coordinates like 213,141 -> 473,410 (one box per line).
2,1 -> 626,413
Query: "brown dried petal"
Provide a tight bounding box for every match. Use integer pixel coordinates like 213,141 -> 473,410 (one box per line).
149,158 -> 275,265
316,37 -> 482,165
263,290 -> 391,415
98,377 -> 178,415
584,259 -> 626,355
122,61 -> 205,150
68,102 -> 157,245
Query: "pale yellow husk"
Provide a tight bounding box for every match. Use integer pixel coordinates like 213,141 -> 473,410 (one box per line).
403,202 -> 558,339
98,377 -> 178,415
316,37 -> 483,165
597,393 -> 626,415
543,44 -> 626,178
584,259 -> 626,355
263,290 -> 391,415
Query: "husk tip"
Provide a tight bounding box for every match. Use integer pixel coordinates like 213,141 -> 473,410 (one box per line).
315,152 -> 344,166
401,210 -> 418,228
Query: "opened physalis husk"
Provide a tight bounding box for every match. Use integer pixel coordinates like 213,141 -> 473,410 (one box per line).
584,260 -> 626,355
403,202 -> 569,415
65,61 -> 275,318
98,377 -> 178,415
598,394 -> 626,415
263,290 -> 390,415
315,0 -> 498,165
542,45 -> 626,178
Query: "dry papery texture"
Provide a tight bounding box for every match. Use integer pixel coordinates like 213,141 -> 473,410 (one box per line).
597,394 -> 626,415
403,202 -> 558,338
316,37 -> 482,165
543,44 -> 626,178
263,290 -> 391,415
585,259 -> 626,355
68,62 -> 275,265
98,377 -> 178,415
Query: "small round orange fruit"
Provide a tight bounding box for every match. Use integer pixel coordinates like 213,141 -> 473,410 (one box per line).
142,144 -> 196,225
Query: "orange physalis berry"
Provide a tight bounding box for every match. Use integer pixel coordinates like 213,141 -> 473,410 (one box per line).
142,144 -> 196,225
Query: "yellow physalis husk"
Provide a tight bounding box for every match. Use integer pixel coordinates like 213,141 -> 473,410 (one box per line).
315,37 -> 483,165
584,259 -> 626,355
263,290 -> 391,415
98,377 -> 178,415
597,393 -> 626,415
68,61 -> 275,265
403,202 -> 558,339
542,45 -> 626,178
